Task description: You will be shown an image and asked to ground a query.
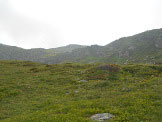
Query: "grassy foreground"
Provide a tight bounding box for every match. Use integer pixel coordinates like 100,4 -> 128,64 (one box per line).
0,61 -> 162,122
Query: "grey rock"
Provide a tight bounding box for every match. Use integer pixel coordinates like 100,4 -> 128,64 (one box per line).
155,39 -> 162,48
74,90 -> 79,93
128,46 -> 136,50
121,87 -> 130,92
90,113 -> 114,121
118,50 -> 129,58
78,80 -> 88,83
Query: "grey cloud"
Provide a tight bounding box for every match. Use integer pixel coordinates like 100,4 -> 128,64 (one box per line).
0,0 -> 63,49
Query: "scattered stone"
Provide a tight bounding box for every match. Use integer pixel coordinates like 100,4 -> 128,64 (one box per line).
155,39 -> 162,48
90,113 -> 114,121
128,46 -> 136,50
78,80 -> 88,83
65,92 -> 69,95
74,90 -> 79,93
121,87 -> 130,92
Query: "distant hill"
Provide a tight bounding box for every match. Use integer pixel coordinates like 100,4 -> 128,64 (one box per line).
48,44 -> 86,53
0,28 -> 162,64
0,44 -> 86,63
103,28 -> 162,64
38,28 -> 162,64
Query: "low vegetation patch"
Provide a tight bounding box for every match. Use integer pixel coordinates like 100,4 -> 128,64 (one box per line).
0,61 -> 161,122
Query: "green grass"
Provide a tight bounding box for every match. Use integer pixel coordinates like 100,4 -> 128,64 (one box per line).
0,61 -> 162,122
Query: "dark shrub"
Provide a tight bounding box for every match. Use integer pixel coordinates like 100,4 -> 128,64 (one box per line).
97,64 -> 120,72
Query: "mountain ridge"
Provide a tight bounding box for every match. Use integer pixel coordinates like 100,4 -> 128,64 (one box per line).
0,28 -> 162,64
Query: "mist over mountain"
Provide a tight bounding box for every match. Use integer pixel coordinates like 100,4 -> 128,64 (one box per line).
0,28 -> 162,64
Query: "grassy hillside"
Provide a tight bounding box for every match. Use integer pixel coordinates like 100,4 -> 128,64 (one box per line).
0,44 -> 86,62
39,28 -> 162,64
47,44 -> 86,53
0,61 -> 162,121
103,28 -> 162,64
1,28 -> 162,64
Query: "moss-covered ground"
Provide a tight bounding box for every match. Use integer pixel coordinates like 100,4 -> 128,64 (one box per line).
0,61 -> 162,121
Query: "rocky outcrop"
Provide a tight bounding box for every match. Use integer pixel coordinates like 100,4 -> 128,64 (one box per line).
90,113 -> 114,121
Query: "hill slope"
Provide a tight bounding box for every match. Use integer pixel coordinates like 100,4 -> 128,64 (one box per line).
0,61 -> 162,121
104,28 -> 162,64
0,44 -> 86,62
39,28 -> 162,64
0,28 -> 162,64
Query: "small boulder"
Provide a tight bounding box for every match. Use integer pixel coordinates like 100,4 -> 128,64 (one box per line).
78,80 -> 88,83
90,113 -> 114,121
74,90 -> 79,93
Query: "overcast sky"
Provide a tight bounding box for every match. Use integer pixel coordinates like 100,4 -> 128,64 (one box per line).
0,0 -> 162,49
